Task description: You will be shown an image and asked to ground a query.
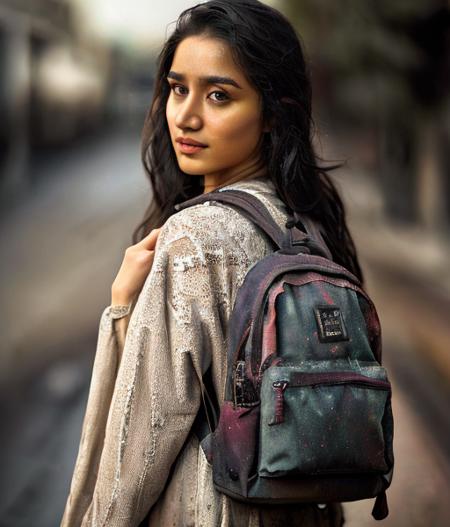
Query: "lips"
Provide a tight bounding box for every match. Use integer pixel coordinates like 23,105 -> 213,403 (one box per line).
175,136 -> 207,155
176,137 -> 207,147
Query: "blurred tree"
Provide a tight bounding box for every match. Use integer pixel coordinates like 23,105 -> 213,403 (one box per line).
283,0 -> 449,230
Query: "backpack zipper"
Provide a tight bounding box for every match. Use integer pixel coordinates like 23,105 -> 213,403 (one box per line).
269,380 -> 289,425
269,371 -> 391,426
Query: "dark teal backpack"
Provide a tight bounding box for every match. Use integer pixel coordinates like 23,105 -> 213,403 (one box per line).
175,188 -> 394,521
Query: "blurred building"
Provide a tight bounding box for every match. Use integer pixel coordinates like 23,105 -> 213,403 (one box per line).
0,0 -> 112,200
283,0 -> 450,238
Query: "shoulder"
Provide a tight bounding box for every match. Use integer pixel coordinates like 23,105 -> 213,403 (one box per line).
150,200 -> 271,283
159,180 -> 289,247
153,181 -> 290,269
158,201 -> 257,250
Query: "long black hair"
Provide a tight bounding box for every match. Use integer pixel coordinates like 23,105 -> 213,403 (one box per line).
133,0 -> 364,283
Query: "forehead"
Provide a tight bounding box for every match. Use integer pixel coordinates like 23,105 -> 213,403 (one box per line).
170,35 -> 247,84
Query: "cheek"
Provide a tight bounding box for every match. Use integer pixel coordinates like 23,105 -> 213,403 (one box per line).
208,104 -> 263,149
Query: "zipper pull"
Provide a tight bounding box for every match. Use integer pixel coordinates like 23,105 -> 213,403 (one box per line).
269,380 -> 289,426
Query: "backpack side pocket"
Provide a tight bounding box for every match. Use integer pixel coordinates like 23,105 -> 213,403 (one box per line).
211,400 -> 260,497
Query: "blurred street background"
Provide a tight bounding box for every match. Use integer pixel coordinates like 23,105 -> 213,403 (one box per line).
0,0 -> 449,526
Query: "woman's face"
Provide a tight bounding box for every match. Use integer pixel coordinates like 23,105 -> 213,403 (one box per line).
165,34 -> 268,186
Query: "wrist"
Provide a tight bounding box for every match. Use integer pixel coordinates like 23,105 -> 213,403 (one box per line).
111,285 -> 133,307
111,297 -> 133,308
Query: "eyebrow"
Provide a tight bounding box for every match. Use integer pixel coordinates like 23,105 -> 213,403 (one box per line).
167,71 -> 242,89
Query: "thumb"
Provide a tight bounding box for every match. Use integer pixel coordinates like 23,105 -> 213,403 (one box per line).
139,228 -> 162,251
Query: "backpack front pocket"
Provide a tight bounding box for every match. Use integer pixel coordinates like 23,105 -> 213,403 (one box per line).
258,364 -> 393,477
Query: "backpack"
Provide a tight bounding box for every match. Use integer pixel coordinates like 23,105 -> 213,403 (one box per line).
174,187 -> 394,521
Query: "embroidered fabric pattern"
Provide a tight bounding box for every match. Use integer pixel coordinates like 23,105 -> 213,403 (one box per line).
108,304 -> 133,319
61,177 -> 345,527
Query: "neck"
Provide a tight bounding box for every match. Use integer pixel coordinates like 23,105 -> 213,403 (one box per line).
203,159 -> 268,194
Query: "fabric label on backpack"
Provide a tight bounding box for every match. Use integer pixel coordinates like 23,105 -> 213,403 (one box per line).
314,305 -> 349,342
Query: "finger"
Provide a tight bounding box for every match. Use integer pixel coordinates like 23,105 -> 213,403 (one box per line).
139,228 -> 162,250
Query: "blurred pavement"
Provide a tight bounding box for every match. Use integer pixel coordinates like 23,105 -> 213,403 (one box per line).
0,126 -> 149,384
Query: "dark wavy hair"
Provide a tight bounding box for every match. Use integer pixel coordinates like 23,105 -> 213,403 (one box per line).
133,0 -> 364,283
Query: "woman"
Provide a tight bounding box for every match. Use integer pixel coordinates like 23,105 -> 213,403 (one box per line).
62,1 -> 363,525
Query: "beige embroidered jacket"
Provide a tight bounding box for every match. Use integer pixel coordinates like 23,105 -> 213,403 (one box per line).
61,176 -> 344,527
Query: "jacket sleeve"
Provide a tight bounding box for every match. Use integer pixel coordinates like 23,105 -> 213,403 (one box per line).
61,206 -> 233,526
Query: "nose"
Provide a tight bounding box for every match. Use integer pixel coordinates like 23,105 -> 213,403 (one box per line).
174,93 -> 203,131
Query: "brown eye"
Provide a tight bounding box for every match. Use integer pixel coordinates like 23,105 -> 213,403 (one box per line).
208,91 -> 230,103
171,84 -> 187,96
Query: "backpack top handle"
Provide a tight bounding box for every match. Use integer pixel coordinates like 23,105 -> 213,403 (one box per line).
174,189 -> 332,259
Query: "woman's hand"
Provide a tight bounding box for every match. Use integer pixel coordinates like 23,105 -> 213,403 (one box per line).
111,228 -> 162,306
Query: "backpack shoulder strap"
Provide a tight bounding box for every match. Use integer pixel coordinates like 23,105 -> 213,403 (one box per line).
288,211 -> 333,260
174,188 -> 288,250
174,189 -> 332,259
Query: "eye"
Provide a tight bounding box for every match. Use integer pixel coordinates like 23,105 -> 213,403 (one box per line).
208,90 -> 230,104
169,84 -> 187,96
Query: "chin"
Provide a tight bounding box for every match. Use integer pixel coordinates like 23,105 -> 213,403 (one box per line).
179,166 -> 204,176
177,160 -> 208,176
